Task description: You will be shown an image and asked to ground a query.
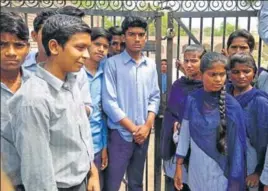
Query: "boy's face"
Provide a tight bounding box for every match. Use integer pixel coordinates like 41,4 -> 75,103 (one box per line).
54,32 -> 91,73
0,33 -> 29,72
123,27 -> 146,53
109,35 -> 123,55
90,37 -> 109,63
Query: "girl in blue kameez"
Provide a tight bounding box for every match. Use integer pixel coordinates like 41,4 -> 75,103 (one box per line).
227,53 -> 268,191
174,52 -> 247,191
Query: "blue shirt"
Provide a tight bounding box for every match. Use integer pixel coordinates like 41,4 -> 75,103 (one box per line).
102,50 -> 160,142
22,50 -> 38,73
259,1 -> 268,44
6,63 -> 94,190
1,68 -> 31,186
83,65 -> 107,154
162,73 -> 167,93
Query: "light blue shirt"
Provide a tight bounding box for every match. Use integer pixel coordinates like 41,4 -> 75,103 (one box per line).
261,146 -> 268,185
162,73 -> 167,93
22,50 -> 38,73
6,63 -> 94,191
259,1 -> 268,44
83,65 -> 107,154
1,68 -> 31,186
102,50 -> 160,142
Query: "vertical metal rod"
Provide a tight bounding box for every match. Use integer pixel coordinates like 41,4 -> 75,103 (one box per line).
91,15 -> 94,27
258,38 -> 262,68
200,17 -> 203,44
222,17 -> 227,49
154,14 -> 162,191
247,16 -> 251,32
211,17 -> 215,51
188,18 -> 192,45
102,16 -> 105,28
177,24 -> 181,80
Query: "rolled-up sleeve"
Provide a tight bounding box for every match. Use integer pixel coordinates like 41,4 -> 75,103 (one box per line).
148,64 -> 160,114
176,119 -> 190,158
10,100 -> 58,191
102,59 -> 126,123
259,1 -> 268,44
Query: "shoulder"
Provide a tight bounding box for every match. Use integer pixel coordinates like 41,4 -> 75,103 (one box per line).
9,76 -> 51,110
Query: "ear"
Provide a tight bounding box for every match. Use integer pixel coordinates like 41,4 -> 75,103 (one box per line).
31,31 -> 37,42
48,39 -> 61,56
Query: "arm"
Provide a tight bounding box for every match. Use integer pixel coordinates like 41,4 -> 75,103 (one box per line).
102,59 -> 137,133
174,119 -> 190,190
87,162 -> 100,191
259,1 -> 268,44
11,102 -> 58,191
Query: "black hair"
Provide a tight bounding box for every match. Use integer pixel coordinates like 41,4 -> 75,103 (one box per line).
200,52 -> 228,155
121,16 -> 148,34
57,6 -> 85,18
227,29 -> 255,52
91,27 -> 112,43
33,9 -> 57,33
228,53 -> 257,75
0,11 -> 29,41
161,59 -> 167,62
108,26 -> 123,36
42,14 -> 91,57
184,44 -> 207,58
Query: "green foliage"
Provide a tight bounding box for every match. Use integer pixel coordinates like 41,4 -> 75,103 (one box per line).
204,22 -> 237,37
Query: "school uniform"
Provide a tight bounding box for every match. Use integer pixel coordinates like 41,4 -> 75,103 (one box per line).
6,63 -> 94,191
102,50 -> 160,191
1,68 -> 31,189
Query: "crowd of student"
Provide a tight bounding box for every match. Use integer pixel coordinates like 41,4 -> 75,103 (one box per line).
0,3 -> 268,191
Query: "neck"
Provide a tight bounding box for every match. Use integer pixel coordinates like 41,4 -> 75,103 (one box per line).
188,72 -> 202,81
85,59 -> 99,76
36,51 -> 47,63
44,58 -> 66,81
0,69 -> 22,93
233,85 -> 253,96
126,49 -> 142,63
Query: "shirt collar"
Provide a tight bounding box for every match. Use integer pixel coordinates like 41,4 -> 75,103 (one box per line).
23,50 -> 38,67
122,50 -> 147,66
83,64 -> 104,79
36,62 -> 77,92
1,67 -> 32,94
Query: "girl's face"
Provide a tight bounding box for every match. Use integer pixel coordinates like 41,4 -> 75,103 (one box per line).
202,62 -> 227,92
183,51 -> 201,79
230,63 -> 255,90
227,37 -> 251,56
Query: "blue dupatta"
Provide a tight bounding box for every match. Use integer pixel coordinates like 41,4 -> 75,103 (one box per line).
185,88 -> 246,191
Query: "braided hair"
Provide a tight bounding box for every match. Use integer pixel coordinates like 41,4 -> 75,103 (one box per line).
200,52 -> 228,155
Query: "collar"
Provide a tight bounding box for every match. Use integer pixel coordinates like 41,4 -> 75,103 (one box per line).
23,50 -> 38,67
36,62 -> 77,92
122,50 -> 147,66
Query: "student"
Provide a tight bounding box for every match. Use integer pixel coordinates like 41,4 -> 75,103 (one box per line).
161,44 -> 205,191
0,11 -> 31,190
108,26 -> 124,57
227,53 -> 268,191
7,14 -> 99,191
222,29 -> 255,57
174,52 -> 246,191
23,9 -> 56,72
102,16 -> 160,191
81,27 -> 112,189
260,146 -> 268,191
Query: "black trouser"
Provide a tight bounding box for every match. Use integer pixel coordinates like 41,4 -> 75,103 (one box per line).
58,178 -> 88,191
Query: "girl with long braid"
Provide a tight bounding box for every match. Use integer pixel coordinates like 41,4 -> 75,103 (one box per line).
174,52 -> 246,191
227,53 -> 268,191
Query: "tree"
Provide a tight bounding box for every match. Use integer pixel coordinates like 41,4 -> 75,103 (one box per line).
204,22 -> 237,37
